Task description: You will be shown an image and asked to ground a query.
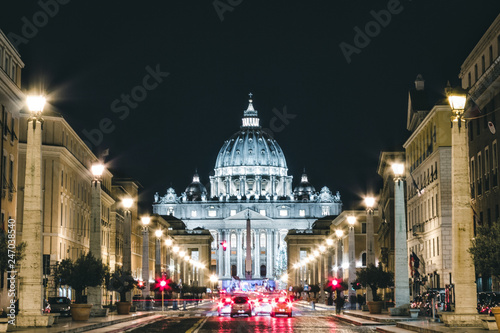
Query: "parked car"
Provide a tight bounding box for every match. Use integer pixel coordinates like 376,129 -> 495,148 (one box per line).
218,297 -> 232,316
47,297 -> 71,317
271,296 -> 292,317
230,296 -> 253,317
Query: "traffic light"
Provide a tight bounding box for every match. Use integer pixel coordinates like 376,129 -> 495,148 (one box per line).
137,280 -> 145,290
154,278 -> 169,291
221,240 -> 227,251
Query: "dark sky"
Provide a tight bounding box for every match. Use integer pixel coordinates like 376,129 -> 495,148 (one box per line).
2,1 -> 500,210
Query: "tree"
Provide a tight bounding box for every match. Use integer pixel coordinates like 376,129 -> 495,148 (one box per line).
353,263 -> 394,301
107,267 -> 137,302
469,223 -> 500,278
0,230 -> 26,277
53,252 -> 108,303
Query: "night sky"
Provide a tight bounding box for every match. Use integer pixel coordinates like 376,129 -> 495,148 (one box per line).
2,1 -> 500,211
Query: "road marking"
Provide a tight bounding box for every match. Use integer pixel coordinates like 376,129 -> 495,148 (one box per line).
185,317 -> 208,333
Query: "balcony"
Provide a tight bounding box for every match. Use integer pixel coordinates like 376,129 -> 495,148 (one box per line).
470,55 -> 500,102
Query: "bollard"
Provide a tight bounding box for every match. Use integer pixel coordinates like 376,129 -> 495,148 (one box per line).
311,301 -> 315,310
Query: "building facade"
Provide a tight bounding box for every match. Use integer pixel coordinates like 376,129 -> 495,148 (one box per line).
153,97 -> 342,282
460,13 -> 500,292
403,76 -> 453,293
0,29 -> 24,310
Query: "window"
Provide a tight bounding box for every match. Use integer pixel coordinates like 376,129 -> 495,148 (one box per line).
4,56 -> 10,76
0,46 -> 3,69
259,209 -> 266,216
8,159 -> 13,192
474,64 -> 478,81
10,117 -> 14,142
437,237 -> 439,256
490,45 -> 494,66
279,209 -> 288,217
208,210 -> 216,217
299,209 -> 305,217
321,206 -> 330,216
2,112 -> 7,137
468,72 -> 471,88
260,233 -> 266,248
362,223 -> 366,234
361,252 -> 367,266
231,233 -> 236,248
191,210 -> 197,217
482,55 -> 486,74
230,209 -> 237,216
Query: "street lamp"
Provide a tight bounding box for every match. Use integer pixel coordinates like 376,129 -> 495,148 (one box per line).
441,85 -> 478,323
122,198 -> 133,302
391,163 -> 410,313
364,196 -> 376,302
18,95 -> 48,326
347,215 -> 356,309
155,229 -> 163,282
141,216 -> 151,303
88,162 -> 106,316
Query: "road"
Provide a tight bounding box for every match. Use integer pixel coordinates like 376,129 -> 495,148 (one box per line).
87,301 -> 377,333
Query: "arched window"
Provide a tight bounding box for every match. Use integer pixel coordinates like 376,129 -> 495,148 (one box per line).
361,252 -> 367,267
260,265 -> 266,277
231,233 -> 236,248
231,265 -> 237,277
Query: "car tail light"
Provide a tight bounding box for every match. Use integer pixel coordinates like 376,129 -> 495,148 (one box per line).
225,298 -> 231,303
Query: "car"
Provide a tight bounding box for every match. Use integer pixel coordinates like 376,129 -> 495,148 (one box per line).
271,296 -> 292,317
230,296 -> 253,317
47,297 -> 71,317
253,297 -> 272,315
218,297 -> 232,316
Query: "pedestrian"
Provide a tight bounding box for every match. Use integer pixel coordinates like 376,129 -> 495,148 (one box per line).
335,296 -> 345,315
0,308 -> 7,318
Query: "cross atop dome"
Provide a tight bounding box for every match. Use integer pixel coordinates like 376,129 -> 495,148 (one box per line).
242,92 -> 259,127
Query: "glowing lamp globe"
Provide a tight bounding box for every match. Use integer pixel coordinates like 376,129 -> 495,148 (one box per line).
141,216 -> 151,226
155,229 -> 162,238
122,198 -> 133,209
364,197 -> 375,209
347,216 -> 356,226
91,163 -> 105,177
27,95 -> 46,113
391,163 -> 404,177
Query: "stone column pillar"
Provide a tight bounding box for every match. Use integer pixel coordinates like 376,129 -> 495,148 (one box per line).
88,175 -> 104,316
210,176 -> 216,198
393,176 -> 410,309
142,228 -> 150,299
366,208 -> 375,302
123,210 -> 132,301
225,177 -> 230,196
240,176 -> 246,196
266,230 -> 273,278
218,231 -> 224,277
237,230 -> 243,278
18,117 -> 52,327
155,237 -> 161,279
224,230 -> 230,277
254,230 -> 260,278
255,176 -> 262,197
348,225 -> 356,307
270,176 -> 276,197
440,115 -> 480,326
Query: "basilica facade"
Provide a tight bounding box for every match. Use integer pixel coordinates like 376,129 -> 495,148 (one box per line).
153,97 -> 342,282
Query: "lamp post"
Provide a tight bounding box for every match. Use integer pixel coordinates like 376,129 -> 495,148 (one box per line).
391,163 -> 410,313
88,162 -> 106,316
155,228 -> 163,281
364,196 -> 375,302
441,86 -> 479,325
335,229 -> 344,280
347,215 -> 356,309
18,95 -> 50,327
122,198 -> 133,302
141,216 -> 151,307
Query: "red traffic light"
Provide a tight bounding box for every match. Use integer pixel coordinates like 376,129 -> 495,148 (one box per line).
156,278 -> 169,291
221,240 -> 227,251
332,279 -> 338,287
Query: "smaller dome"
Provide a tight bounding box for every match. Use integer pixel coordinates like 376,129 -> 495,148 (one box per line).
294,172 -> 316,200
185,173 -> 207,201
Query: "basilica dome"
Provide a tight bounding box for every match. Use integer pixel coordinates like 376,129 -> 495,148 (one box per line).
214,97 -> 288,173
184,173 -> 207,201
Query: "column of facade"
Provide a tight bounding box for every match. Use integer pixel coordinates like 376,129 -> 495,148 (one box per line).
255,176 -> 262,197
218,231 -> 224,277
254,229 -> 260,278
224,229 -> 230,277
270,176 -> 276,196
274,231 -> 280,278
237,229 -> 243,278
266,230 -> 273,278
239,176 -> 246,196
366,208 -> 375,301
225,177 -> 230,196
